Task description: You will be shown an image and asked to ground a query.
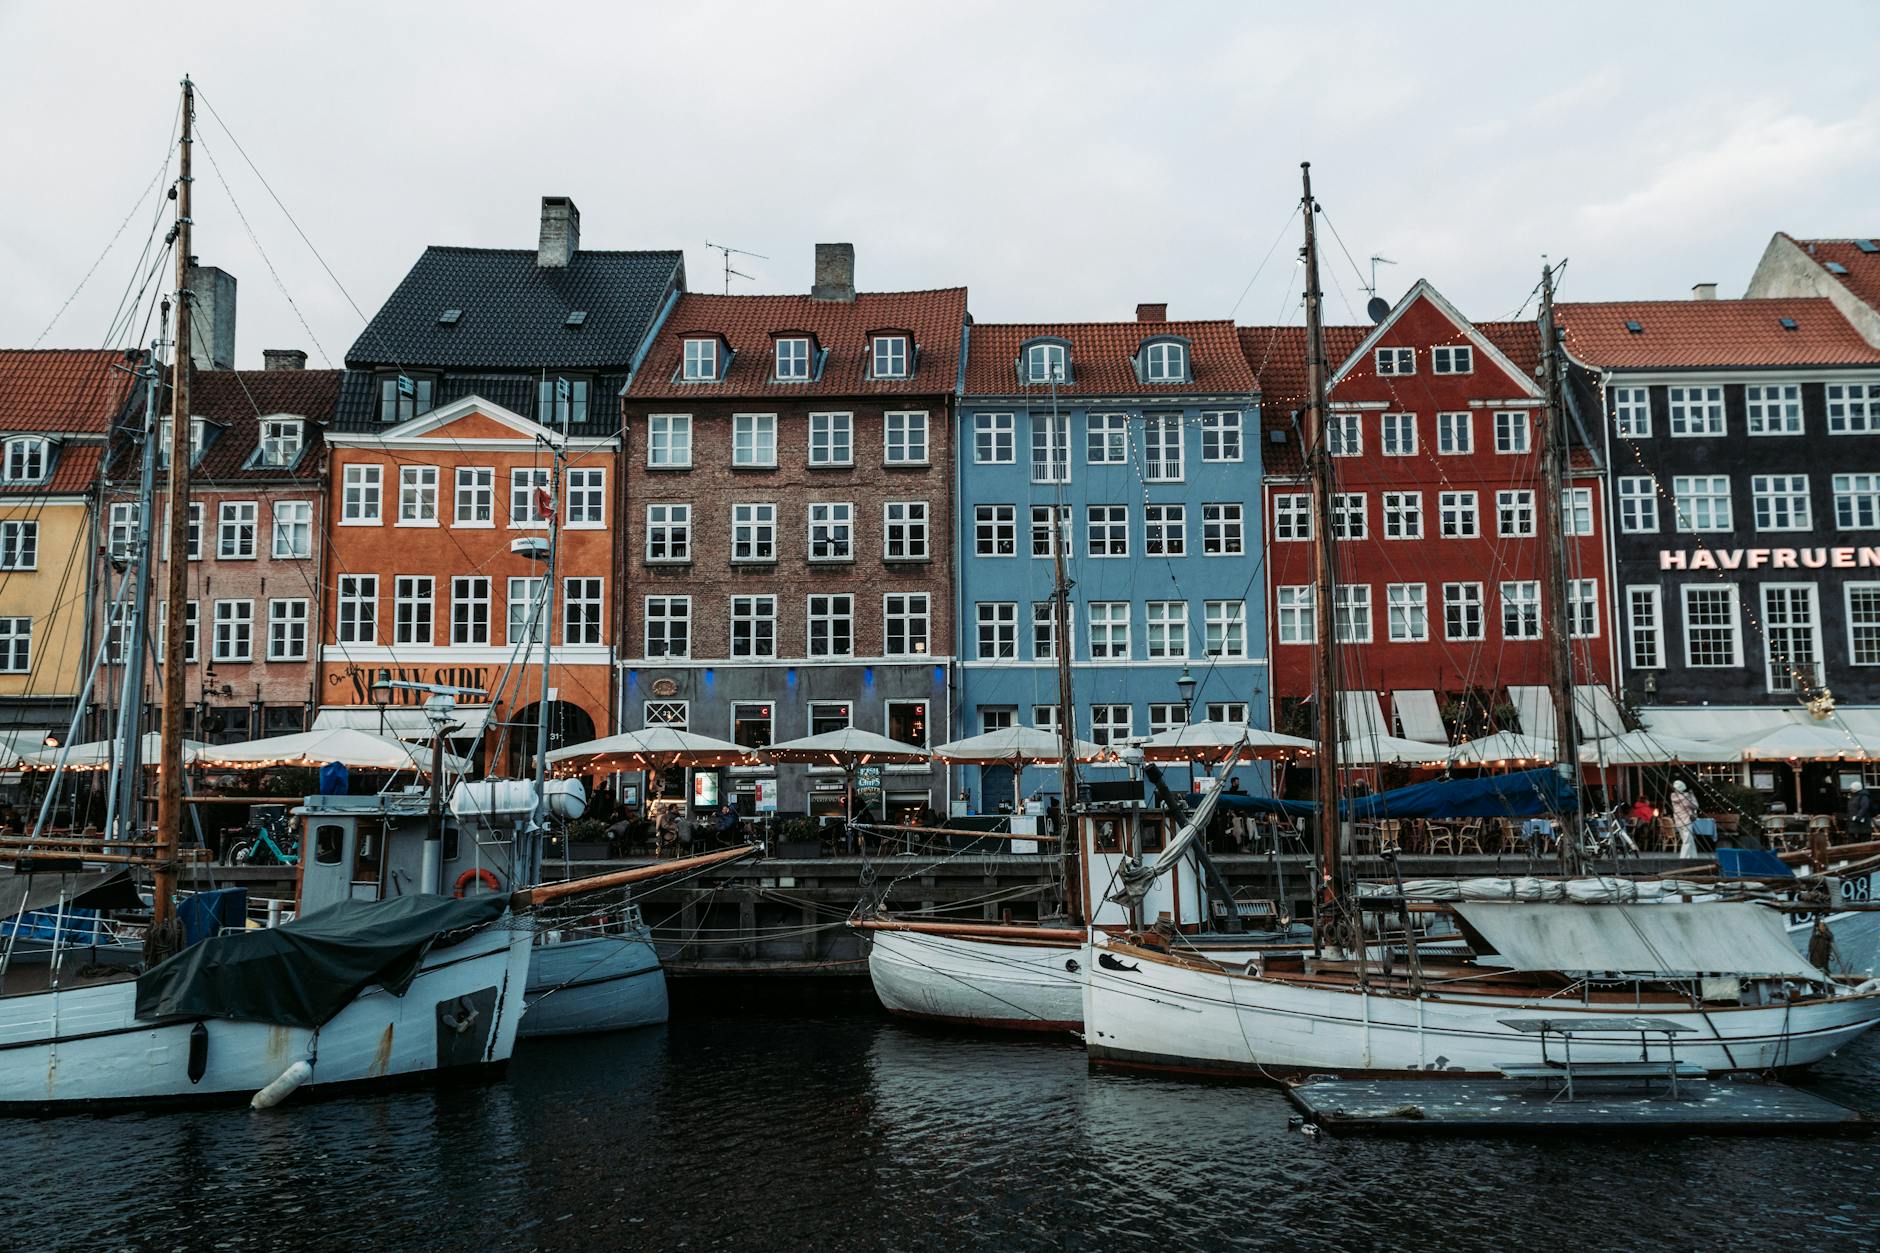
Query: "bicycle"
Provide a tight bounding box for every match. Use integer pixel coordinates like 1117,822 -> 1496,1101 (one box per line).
228,811 -> 300,866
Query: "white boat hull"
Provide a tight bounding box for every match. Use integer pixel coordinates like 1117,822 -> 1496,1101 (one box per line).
1082,936 -> 1880,1080
867,929 -> 1085,1031
520,928 -> 668,1037
0,925 -> 534,1110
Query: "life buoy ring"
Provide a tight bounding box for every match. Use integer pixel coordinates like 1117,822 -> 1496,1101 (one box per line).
453,868 -> 501,898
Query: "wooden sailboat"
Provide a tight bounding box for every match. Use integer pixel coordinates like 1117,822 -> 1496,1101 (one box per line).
1080,164 -> 1880,1081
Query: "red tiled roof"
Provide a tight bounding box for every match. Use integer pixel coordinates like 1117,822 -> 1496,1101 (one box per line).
0,443 -> 103,498
0,350 -> 135,433
1556,298 -> 1880,369
627,289 -> 967,399
191,369 -> 340,481
1785,234 -> 1880,314
963,319 -> 1255,396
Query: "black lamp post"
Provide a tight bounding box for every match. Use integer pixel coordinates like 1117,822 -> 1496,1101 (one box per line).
1175,666 -> 1198,791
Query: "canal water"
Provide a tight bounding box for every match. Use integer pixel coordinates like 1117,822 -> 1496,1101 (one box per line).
4,988 -> 1877,1252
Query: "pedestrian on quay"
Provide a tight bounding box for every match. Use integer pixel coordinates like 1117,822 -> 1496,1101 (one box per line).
1670,780 -> 1699,857
1849,780 -> 1873,840
716,802 -> 740,847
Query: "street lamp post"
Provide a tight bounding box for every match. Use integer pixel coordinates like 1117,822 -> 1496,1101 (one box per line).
1176,666 -> 1198,791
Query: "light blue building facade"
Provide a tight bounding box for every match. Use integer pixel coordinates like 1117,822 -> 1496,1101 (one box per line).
951,315 -> 1267,810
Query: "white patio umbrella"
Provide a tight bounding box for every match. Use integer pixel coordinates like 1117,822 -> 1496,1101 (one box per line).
1337,732 -> 1451,767
546,726 -> 755,772
1137,720 -> 1315,763
929,724 -> 1106,813
1445,732 -> 1556,768
761,727 -> 929,822
20,732 -> 208,772
1726,722 -> 1877,762
1578,730 -> 1740,766
193,727 -> 468,775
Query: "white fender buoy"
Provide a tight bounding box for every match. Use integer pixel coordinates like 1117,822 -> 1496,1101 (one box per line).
251,1060 -> 313,1110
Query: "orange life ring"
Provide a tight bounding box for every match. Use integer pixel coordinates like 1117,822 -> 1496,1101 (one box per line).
453,867 -> 501,898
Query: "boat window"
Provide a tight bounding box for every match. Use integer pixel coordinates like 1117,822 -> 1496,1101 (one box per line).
444,822 -> 460,862
314,824 -> 344,865
1091,817 -> 1123,853
354,820 -> 384,880
1139,819 -> 1166,854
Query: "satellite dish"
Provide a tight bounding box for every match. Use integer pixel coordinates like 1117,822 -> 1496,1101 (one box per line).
1366,296 -> 1390,324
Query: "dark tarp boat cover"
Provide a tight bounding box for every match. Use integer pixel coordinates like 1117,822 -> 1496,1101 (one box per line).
0,866 -> 145,920
135,893 -> 509,1029
1220,768 -> 1578,821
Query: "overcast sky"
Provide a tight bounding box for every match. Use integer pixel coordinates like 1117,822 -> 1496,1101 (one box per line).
4,1 -> 1878,367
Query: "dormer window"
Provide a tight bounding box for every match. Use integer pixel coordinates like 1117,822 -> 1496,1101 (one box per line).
1,437 -> 47,484
872,335 -> 910,379
537,377 -> 590,426
1024,341 -> 1069,384
682,338 -> 719,381
1141,340 -> 1188,383
775,337 -> 812,381
378,373 -> 435,423
157,418 -> 205,469
258,418 -> 303,468
1376,347 -> 1415,376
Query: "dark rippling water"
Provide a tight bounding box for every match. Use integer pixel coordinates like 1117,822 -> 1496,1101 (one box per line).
4,986 -> 1877,1252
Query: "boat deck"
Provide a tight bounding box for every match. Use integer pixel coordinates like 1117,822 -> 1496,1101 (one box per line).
1287,1077 -> 1868,1136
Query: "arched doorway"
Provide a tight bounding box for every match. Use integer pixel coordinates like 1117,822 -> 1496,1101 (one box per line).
508,700 -> 596,780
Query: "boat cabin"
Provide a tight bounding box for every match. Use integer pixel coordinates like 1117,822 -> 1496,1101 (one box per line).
297,785 -> 536,916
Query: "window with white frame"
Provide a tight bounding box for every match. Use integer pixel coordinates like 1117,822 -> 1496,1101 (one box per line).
182,501 -> 201,561
733,503 -> 777,562
1145,504 -> 1185,556
1202,503 -> 1243,555
1626,586 -> 1663,669
1432,344 -> 1473,375
807,701 -> 850,735
564,577 -> 604,646
1827,381 -> 1880,434
1752,474 -> 1811,532
1142,341 -> 1186,381
259,418 -> 303,467
1,437 -> 47,484
1202,410 -> 1242,461
217,501 -> 257,559
1494,411 -> 1531,454
810,412 -> 852,466
886,700 -> 929,750
267,598 -> 308,660
1276,586 -> 1315,644
1031,504 -> 1070,558
775,337 -> 811,381
646,503 -> 691,562
1618,477 -> 1658,533
1682,585 -> 1741,667
212,599 -> 253,662
1334,584 -> 1372,643
1274,494 -> 1312,541
872,335 -> 910,379
337,575 -> 376,644
645,701 -> 689,728
1564,487 -> 1594,536
1333,493 -> 1366,540
1501,581 -> 1540,639
644,596 -> 690,658
1497,490 -> 1535,538
1612,387 -> 1651,438
809,594 -> 853,657
1437,410 -> 1472,454
158,417 -> 208,468
1204,600 -> 1246,657
1375,347 -> 1414,376
509,468 -> 549,527
1386,583 -> 1427,642
883,501 -> 928,560
1206,702 -> 1250,725
1569,578 -> 1599,638
682,338 -> 718,381
454,467 -> 493,526
1848,584 -> 1880,666
1145,601 -> 1187,659
1379,412 -> 1417,457
1087,413 -> 1128,464
566,468 -> 605,526
1439,490 -> 1478,538
0,520 -> 35,571
1031,601 -> 1071,660
734,702 -> 776,753
1087,505 -> 1128,557
263,500 -> 307,560
1032,412 -> 1070,482
730,594 -> 776,659
733,413 -> 777,467
1673,475 -> 1733,532
154,600 -> 199,664
1746,384 -> 1803,435
1668,385 -> 1726,436
1025,341 -> 1068,384
341,464 -> 381,523
976,602 -> 1017,659
1147,703 -> 1186,736
884,411 -> 927,464
394,576 -> 434,645
1088,601 -> 1130,659
1834,473 -> 1880,530
884,593 -> 929,655
648,414 -> 692,467
1327,411 -> 1362,457
398,466 -> 438,524
974,413 -> 1014,464
106,601 -> 132,665
975,504 -> 1016,557
1144,414 -> 1183,481
1444,582 -> 1484,641
1090,703 -> 1133,746
0,618 -> 32,674
507,576 -> 545,644
1383,491 -> 1422,540
1762,583 -> 1821,692
452,576 -> 490,645
809,502 -> 853,561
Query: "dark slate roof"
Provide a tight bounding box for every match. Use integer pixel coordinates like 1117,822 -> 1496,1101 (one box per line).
345,246 -> 684,371
331,369 -> 632,436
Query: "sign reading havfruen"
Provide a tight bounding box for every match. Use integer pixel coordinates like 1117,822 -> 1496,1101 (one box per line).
1659,546 -> 1880,572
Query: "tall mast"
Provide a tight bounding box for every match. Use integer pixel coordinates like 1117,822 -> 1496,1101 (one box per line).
1300,162 -> 1342,951
109,343 -> 165,840
1046,371 -> 1081,920
153,76 -> 194,938
1535,262 -> 1581,868
530,442 -> 562,884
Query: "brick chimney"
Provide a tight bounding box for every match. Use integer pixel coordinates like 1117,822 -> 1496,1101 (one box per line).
1136,302 -> 1167,323
262,349 -> 307,371
812,243 -> 855,302
538,196 -> 580,268
186,263 -> 237,370
1691,283 -> 1718,301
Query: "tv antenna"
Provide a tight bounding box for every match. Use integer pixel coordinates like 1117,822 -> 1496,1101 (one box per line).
1364,255 -> 1398,323
706,239 -> 768,294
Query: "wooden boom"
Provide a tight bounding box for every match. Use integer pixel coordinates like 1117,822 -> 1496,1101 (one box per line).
509,843 -> 762,910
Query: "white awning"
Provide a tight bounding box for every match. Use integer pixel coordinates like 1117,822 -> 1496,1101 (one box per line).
1392,690 -> 1446,744
1339,691 -> 1389,741
1454,901 -> 1824,979
1639,705 -> 1880,750
313,705 -> 492,740
1573,685 -> 1628,738
1509,685 -> 1555,739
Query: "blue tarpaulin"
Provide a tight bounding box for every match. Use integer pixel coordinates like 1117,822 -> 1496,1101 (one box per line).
1716,847 -> 1796,879
1219,768 -> 1578,821
180,887 -> 249,947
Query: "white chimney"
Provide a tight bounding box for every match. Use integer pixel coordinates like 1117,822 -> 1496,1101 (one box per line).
1691,282 -> 1718,301
538,197 -> 580,268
